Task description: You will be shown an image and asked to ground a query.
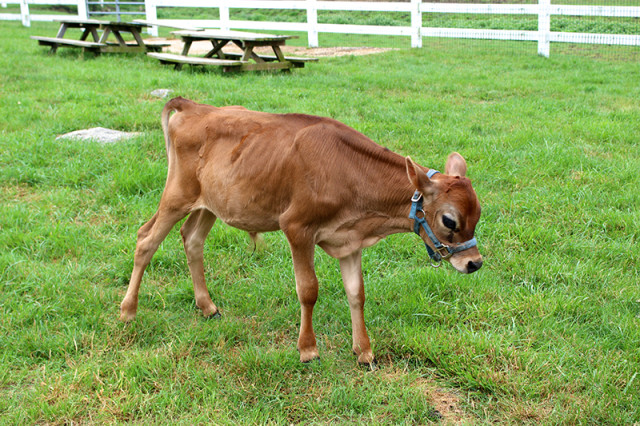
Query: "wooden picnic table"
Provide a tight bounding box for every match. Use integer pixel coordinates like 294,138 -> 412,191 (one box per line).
147,29 -> 317,72
30,18 -> 169,54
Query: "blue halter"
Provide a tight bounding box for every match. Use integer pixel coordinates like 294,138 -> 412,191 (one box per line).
408,169 -> 478,266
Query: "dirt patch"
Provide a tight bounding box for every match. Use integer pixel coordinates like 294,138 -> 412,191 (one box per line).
154,37 -> 394,58
423,384 -> 471,425
295,46 -> 395,57
379,369 -> 473,424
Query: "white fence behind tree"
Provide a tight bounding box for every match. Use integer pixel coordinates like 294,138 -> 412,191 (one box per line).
3,0 -> 640,57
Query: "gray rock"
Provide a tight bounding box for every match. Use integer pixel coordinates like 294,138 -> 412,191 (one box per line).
56,127 -> 141,144
150,89 -> 173,98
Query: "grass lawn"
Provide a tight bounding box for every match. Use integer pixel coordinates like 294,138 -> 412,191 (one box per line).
1,20 -> 639,423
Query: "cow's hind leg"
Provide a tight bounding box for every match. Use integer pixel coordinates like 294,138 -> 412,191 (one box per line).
180,209 -> 218,317
120,202 -> 190,322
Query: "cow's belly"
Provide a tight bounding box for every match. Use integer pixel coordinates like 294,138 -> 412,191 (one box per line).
217,215 -> 281,233
317,227 -> 384,259
197,187 -> 283,234
198,194 -> 282,233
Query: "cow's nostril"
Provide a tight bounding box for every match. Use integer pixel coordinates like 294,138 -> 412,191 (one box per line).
467,260 -> 483,273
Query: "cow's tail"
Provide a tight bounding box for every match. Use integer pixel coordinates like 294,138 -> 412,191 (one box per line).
161,96 -> 195,159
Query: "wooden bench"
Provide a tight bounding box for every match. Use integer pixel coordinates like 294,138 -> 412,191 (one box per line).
222,51 -> 318,68
30,36 -> 105,53
147,52 -> 244,70
106,39 -> 171,52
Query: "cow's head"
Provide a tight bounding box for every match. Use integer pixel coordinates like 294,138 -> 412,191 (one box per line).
406,153 -> 483,274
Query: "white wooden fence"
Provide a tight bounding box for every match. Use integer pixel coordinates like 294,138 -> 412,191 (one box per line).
3,0 -> 640,57
1,0 -> 87,26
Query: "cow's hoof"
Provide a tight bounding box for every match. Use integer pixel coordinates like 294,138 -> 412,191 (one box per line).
356,350 -> 375,366
205,310 -> 222,320
302,356 -> 321,364
198,300 -> 219,318
359,359 -> 378,371
299,348 -> 320,363
119,302 -> 137,322
119,311 -> 136,322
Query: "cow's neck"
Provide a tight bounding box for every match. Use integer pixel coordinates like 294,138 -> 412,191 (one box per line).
317,149 -> 420,258
354,151 -> 418,233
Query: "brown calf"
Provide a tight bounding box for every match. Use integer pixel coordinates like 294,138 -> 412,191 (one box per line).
120,97 -> 482,364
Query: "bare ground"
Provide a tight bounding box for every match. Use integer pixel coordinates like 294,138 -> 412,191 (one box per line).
425,385 -> 472,425
379,370 -> 474,425
155,37 -> 394,57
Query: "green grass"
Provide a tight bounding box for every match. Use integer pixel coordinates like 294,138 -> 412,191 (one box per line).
2,20 -> 640,423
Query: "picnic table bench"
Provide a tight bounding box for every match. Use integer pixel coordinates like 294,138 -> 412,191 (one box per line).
31,36 -> 105,53
31,19 -> 170,54
148,29 -> 317,72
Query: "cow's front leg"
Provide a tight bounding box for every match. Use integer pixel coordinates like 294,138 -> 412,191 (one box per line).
286,232 -> 319,362
339,250 -> 374,365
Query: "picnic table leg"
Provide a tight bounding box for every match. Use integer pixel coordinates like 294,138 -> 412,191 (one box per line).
90,28 -> 100,42
241,48 -> 257,62
130,29 -> 146,49
180,40 -> 192,56
98,28 -> 112,44
204,40 -> 228,59
111,30 -> 128,47
272,45 -> 286,62
49,23 -> 68,52
234,41 -> 264,63
79,28 -> 93,41
272,45 -> 291,72
236,41 -> 251,61
55,23 -> 68,38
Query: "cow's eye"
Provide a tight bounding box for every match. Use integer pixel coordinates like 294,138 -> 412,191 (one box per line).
442,215 -> 457,231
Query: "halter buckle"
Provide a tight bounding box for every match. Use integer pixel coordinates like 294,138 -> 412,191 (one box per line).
435,244 -> 453,260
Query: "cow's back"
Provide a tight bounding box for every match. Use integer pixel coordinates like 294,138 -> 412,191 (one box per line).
166,99 -> 358,231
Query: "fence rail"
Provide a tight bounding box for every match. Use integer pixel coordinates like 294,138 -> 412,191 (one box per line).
86,0 -> 145,21
1,0 -> 86,26
3,0 -> 639,57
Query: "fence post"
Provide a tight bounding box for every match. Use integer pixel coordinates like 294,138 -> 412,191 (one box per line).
145,0 -> 158,36
220,5 -> 230,31
538,0 -> 550,57
20,0 -> 29,27
307,0 -> 318,48
411,0 -> 422,48
77,0 -> 88,20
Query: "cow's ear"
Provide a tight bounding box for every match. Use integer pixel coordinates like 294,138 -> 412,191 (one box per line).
445,152 -> 468,177
405,156 -> 435,194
